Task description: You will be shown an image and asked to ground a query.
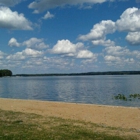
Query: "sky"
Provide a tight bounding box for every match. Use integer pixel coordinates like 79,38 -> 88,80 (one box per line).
0,0 -> 140,74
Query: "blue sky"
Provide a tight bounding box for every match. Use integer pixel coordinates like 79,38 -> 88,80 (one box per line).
0,0 -> 140,74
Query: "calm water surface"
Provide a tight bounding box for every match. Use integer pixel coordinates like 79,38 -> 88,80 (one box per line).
0,75 -> 140,107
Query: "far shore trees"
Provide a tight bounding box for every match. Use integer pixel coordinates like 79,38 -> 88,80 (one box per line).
0,69 -> 12,77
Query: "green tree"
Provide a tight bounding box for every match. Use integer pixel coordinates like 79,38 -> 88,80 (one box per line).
0,69 -> 12,77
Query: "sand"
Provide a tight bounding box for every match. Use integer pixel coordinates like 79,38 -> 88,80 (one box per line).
0,98 -> 140,130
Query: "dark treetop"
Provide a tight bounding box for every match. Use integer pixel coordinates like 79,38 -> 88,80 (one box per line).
0,69 -> 12,77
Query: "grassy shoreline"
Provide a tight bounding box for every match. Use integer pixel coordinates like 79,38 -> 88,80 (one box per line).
0,98 -> 139,139
0,109 -> 139,140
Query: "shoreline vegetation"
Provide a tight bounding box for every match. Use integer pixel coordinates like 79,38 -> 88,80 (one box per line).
1,69 -> 140,77
114,94 -> 140,101
0,98 -> 140,139
13,71 -> 140,77
0,69 -> 12,77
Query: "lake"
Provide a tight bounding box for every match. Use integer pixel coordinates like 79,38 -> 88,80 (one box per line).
0,75 -> 140,107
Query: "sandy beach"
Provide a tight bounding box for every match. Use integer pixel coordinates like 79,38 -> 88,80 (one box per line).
0,98 -> 140,130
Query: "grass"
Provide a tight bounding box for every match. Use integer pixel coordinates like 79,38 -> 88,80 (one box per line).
0,109 -> 139,140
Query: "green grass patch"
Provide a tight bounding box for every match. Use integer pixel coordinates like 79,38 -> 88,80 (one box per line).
0,109 -> 138,140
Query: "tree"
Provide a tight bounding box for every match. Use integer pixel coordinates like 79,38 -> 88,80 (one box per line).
0,69 -> 12,77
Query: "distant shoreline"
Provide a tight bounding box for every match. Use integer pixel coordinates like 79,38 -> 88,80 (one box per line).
13,71 -> 140,77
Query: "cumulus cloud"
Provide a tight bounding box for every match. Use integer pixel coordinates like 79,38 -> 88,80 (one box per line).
0,7 -> 33,30
6,52 -> 25,60
103,44 -> 138,67
79,20 -> 116,41
104,46 -> 130,56
0,51 -> 6,59
6,48 -> 44,61
104,45 -> 140,62
51,39 -> 83,55
23,48 -> 43,57
92,39 -> 115,47
0,0 -> 21,6
104,55 -> 135,66
22,38 -> 49,49
28,0 -> 107,12
116,7 -> 140,32
8,38 -> 20,47
42,11 -> 54,19
133,50 -> 140,59
76,50 -> 96,59
51,39 -> 98,60
23,38 -> 40,48
8,37 -> 48,49
78,7 -> 140,47
104,55 -> 121,62
0,56 -> 4,59
126,32 -> 140,45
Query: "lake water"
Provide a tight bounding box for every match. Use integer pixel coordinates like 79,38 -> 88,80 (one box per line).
0,75 -> 140,107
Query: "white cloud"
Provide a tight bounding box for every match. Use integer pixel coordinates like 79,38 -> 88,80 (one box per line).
92,39 -> 115,47
22,38 -> 49,49
104,55 -> 121,61
42,11 -> 54,19
0,51 -> 6,59
8,37 -> 49,49
0,56 -> 4,59
133,50 -> 140,59
6,48 -> 44,61
79,5 -> 92,9
25,58 -> 43,66
0,0 -> 21,6
32,10 -> 39,14
81,58 -> 97,64
79,20 -> 116,41
104,46 -> 130,56
51,39 -> 83,55
36,42 -> 49,49
8,38 -> 20,47
6,52 -> 25,60
126,58 -> 135,63
22,48 -> 43,57
51,39 -> 98,60
104,45 -> 140,62
126,32 -> 140,45
104,55 -> 135,66
116,7 -> 140,32
0,7 -> 33,30
78,7 -> 140,48
76,50 -> 96,59
103,45 -> 139,68
22,38 -> 37,47
28,0 -> 107,12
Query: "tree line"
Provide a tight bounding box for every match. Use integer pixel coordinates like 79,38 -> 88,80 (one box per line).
0,69 -> 12,77
14,71 -> 140,77
1,70 -> 140,77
